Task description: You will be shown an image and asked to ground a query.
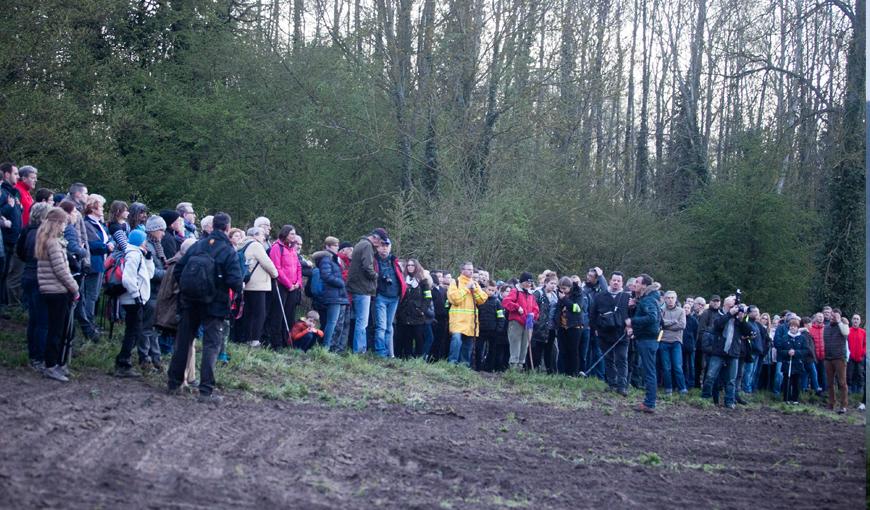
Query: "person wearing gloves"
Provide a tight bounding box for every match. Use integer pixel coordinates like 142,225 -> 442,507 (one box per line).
114,229 -> 155,378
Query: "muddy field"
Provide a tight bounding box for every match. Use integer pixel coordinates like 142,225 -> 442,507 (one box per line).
0,365 -> 864,510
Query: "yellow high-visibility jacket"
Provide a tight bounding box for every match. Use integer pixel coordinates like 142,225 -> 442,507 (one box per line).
447,275 -> 488,337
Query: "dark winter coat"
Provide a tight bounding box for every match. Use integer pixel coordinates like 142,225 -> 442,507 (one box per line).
396,278 -> 432,326
313,250 -> 348,306
84,216 -> 111,272
0,180 -> 23,245
590,289 -> 630,340
774,331 -> 810,375
710,311 -> 752,358
683,313 -> 699,351
531,289 -> 551,343
478,295 -> 505,334
173,230 -> 243,318
556,283 -> 584,329
432,285 -> 449,322
630,283 -> 662,340
15,223 -> 39,285
580,274 -> 608,327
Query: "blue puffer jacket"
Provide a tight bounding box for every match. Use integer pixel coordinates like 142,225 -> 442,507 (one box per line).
631,283 -> 662,340
313,250 -> 348,306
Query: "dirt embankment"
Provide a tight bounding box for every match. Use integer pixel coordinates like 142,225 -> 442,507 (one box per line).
0,368 -> 864,509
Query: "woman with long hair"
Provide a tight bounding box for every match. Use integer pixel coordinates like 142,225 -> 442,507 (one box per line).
107,200 -> 130,251
395,258 -> 434,359
16,202 -> 52,371
36,207 -> 79,382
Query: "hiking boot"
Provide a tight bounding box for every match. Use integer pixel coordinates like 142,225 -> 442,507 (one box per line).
151,360 -> 163,373
736,396 -> 748,405
59,364 -> 70,377
633,403 -> 655,414
44,365 -> 69,382
617,388 -> 629,397
197,393 -> 223,405
837,408 -> 846,415
114,366 -> 142,378
725,403 -> 736,410
858,403 -> 865,411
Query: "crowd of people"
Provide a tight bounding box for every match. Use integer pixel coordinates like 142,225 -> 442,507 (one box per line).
0,162 -> 866,412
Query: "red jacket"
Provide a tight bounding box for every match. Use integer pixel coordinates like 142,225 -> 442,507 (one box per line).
14,182 -> 33,226
290,320 -> 323,345
501,286 -> 539,325
848,327 -> 866,362
809,323 -> 825,360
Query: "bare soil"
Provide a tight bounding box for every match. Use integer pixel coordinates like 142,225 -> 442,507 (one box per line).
0,363 -> 864,510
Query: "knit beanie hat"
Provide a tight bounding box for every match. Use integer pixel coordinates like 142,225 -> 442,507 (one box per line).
128,229 -> 147,247
519,272 -> 534,283
159,209 -> 180,229
145,215 -> 166,232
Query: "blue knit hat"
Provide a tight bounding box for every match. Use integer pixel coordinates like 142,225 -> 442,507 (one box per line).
128,229 -> 147,247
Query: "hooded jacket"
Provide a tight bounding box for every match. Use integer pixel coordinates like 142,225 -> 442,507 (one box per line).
240,238 -> 278,292
312,249 -> 348,306
269,240 -> 302,291
119,244 -> 156,305
630,282 -> 662,340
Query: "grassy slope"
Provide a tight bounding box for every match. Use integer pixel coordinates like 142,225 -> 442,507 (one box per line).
0,314 -> 861,424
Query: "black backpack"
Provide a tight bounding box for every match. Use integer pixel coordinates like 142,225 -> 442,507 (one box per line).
179,243 -> 218,303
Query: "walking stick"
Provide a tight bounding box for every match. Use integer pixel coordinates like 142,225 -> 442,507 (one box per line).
580,333 -> 627,378
60,299 -> 77,367
275,284 -> 292,347
786,354 -> 793,401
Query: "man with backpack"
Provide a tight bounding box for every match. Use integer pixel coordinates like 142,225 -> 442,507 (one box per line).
167,212 -> 243,404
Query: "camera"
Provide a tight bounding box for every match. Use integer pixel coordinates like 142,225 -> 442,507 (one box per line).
381,274 -> 393,285
735,288 -> 742,305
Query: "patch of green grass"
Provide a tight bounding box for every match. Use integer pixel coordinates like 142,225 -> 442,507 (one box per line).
637,452 -> 663,466
490,495 -> 530,508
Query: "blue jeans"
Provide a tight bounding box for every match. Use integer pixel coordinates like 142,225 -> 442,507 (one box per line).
802,361 -> 821,391
22,278 -> 48,362
636,339 -> 659,408
322,303 -> 343,350
660,342 -> 687,392
448,333 -> 473,366
586,330 -> 605,379
702,355 -> 739,406
772,361 -> 783,395
351,294 -> 371,353
78,271 -> 102,338
741,355 -> 757,393
374,294 -> 399,357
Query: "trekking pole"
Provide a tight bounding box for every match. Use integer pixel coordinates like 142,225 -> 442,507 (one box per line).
579,332 -> 627,378
275,284 -> 292,347
786,354 -> 793,401
60,299 -> 77,367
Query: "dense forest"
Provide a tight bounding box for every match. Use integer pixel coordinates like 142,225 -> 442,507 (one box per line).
0,0 -> 864,314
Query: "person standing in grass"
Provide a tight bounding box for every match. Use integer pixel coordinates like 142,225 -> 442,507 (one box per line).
447,262 -> 489,366
114,229 -> 155,378
774,317 -> 809,404
36,207 -> 79,382
626,274 -> 662,414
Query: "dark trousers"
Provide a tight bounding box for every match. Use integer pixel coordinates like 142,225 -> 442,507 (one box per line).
695,351 -> 706,388
395,323 -> 429,359
240,290 -> 268,343
23,278 -> 48,362
267,285 -> 300,349
637,339 -> 659,408
293,332 -> 318,351
782,373 -> 801,402
43,293 -> 71,368
599,334 -> 629,390
168,304 -> 225,395
557,327 -> 581,377
431,318 -> 450,360
0,243 -> 12,305
530,331 -> 556,373
488,339 -> 509,372
117,303 -> 144,369
683,348 -> 696,388
848,359 -> 865,393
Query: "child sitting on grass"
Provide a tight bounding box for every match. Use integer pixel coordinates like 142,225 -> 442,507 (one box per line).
290,311 -> 324,351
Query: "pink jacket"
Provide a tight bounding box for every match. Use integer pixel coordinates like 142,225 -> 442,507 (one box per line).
269,241 -> 302,291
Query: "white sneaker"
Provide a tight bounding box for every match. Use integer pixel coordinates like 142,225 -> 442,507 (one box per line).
44,365 -> 69,382
249,340 -> 261,348
59,364 -> 70,377
858,403 -> 865,411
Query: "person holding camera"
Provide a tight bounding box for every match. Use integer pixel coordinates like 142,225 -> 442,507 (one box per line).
373,240 -> 405,358
700,295 -> 752,409
114,229 -> 155,378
